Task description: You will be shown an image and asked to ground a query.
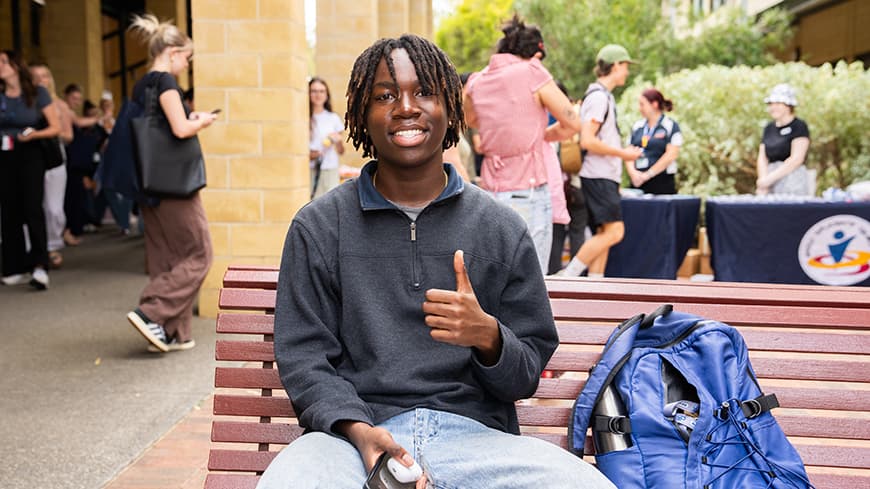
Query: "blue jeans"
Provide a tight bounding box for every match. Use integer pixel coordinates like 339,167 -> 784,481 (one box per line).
492,184 -> 552,275
256,408 -> 614,489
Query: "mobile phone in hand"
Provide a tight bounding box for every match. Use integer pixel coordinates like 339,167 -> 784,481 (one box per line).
363,453 -> 416,489
21,128 -> 34,137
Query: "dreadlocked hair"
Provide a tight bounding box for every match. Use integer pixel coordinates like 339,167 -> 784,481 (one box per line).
345,34 -> 464,159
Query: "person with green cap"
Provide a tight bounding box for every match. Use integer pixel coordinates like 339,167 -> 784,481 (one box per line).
557,44 -> 642,277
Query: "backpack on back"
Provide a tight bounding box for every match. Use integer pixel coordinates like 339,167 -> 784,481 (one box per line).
571,305 -> 813,488
96,97 -> 143,200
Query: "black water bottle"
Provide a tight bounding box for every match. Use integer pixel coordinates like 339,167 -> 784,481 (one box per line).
592,384 -> 633,453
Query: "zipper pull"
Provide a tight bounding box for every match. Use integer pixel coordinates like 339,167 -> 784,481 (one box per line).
410,222 -> 416,241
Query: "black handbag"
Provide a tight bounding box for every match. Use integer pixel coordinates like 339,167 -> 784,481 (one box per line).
39,136 -> 65,169
131,73 -> 205,198
35,117 -> 65,169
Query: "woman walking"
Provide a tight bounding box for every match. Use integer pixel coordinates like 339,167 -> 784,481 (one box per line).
0,51 -> 60,289
125,14 -> 216,352
30,62 -> 73,267
464,15 -> 580,274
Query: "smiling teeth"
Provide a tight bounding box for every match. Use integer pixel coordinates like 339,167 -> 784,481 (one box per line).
395,129 -> 423,137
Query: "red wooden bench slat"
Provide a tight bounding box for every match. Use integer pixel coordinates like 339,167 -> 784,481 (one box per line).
215,367 -> 282,390
219,289 -> 277,311
223,269 -> 280,290
530,377 -> 870,411
211,421 -> 303,445
550,298 -> 870,328
546,277 -> 870,309
806,472 -> 870,489
544,350 -> 870,383
216,313 -> 274,335
203,473 -> 259,489
215,340 -> 275,362
208,450 -> 276,472
515,405 -> 870,440
793,441 -> 870,470
555,323 -> 870,355
213,394 -> 294,418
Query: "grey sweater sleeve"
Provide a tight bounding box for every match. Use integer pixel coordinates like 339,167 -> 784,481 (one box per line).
273,219 -> 374,434
470,230 -> 559,402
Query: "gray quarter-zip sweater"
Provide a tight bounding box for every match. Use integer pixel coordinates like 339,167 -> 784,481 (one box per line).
274,161 -> 558,436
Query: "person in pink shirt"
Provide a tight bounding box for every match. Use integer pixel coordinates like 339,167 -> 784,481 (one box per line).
464,15 -> 580,274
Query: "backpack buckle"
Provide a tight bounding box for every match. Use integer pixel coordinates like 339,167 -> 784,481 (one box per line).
609,415 -> 630,435
742,398 -> 762,419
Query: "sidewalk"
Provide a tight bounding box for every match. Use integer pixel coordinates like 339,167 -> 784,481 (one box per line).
103,395 -> 214,489
0,226 -> 218,489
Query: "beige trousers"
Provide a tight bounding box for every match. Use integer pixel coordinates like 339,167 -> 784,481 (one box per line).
139,193 -> 212,341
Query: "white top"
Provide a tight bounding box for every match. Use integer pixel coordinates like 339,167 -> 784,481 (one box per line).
579,83 -> 622,183
309,110 -> 345,170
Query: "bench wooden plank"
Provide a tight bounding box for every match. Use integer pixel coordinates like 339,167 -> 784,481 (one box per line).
555,322 -> 870,355
208,450 -> 276,472
211,421 -> 303,445
550,298 -> 870,328
216,313 -> 275,335
203,474 -> 259,489
546,277 -> 870,309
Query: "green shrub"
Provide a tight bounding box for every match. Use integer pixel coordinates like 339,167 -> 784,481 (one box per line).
617,62 -> 870,196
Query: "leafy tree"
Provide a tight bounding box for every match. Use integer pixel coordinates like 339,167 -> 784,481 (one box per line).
516,0 -> 666,98
435,0 -> 515,75
513,1 -> 792,99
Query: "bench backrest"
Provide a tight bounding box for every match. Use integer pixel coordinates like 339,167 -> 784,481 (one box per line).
206,267 -> 870,489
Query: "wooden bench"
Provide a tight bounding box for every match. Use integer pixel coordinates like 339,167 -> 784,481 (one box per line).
206,265 -> 870,489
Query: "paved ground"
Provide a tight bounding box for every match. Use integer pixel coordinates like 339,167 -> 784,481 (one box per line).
0,227 -> 217,489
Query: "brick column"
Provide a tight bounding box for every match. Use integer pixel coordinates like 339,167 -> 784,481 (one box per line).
41,0 -> 104,102
193,0 -> 309,317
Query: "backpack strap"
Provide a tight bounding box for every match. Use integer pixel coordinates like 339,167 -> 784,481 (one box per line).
592,414 -> 632,435
583,84 -> 609,135
570,304 -> 676,454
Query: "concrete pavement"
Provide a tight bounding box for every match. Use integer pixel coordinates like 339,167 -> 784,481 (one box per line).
0,226 -> 218,489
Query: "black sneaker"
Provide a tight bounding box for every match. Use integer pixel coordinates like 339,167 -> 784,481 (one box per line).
126,308 -> 169,352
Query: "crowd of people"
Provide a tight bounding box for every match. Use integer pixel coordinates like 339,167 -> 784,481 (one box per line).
1,14 -> 214,356
1,6 -> 823,488
0,54 -> 134,289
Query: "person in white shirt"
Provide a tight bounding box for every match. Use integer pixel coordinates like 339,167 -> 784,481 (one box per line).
309,77 -> 345,199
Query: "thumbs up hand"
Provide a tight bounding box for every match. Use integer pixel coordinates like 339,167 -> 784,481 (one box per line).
423,250 -> 502,365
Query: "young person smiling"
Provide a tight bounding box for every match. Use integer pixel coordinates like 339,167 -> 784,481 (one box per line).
256,35 -> 614,489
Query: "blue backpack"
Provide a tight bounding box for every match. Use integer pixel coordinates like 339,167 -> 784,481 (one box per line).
571,305 -> 813,488
96,97 -> 143,200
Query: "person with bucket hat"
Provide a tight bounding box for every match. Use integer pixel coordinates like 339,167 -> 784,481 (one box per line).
556,44 -> 643,277
756,83 -> 811,195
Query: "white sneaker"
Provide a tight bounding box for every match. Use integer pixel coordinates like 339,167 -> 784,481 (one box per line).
147,338 -> 196,353
29,268 -> 49,290
127,309 -> 169,352
2,273 -> 31,286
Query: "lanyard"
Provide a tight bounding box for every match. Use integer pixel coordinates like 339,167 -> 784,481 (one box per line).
640,115 -> 663,148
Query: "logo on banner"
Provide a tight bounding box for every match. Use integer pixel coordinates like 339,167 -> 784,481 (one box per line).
798,215 -> 870,285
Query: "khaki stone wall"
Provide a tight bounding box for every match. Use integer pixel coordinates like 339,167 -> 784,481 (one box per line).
193,0 -> 309,317
41,0 -> 104,103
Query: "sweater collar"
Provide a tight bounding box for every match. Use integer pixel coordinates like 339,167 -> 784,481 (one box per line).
357,160 -> 465,211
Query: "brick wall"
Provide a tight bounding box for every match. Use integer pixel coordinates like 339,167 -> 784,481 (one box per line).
193,0 -> 308,316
